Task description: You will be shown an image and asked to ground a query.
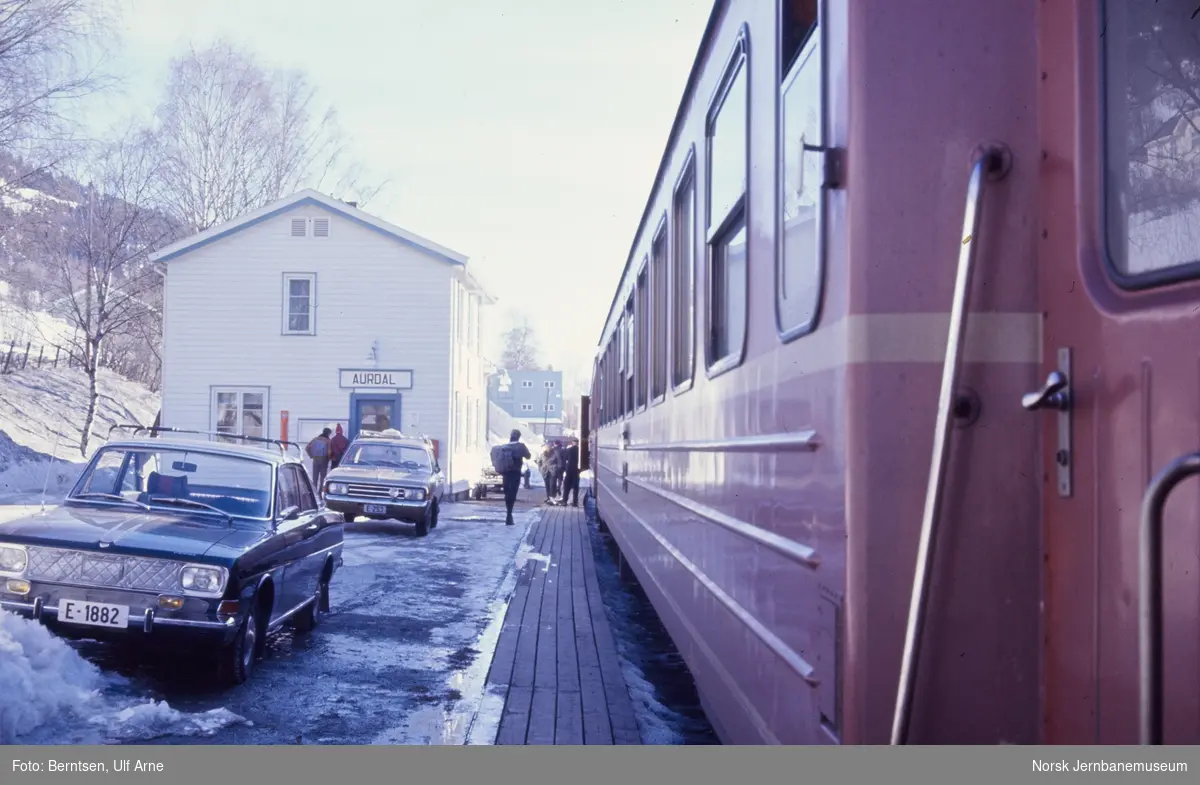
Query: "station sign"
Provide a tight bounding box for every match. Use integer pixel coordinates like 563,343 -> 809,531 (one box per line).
339,369 -> 414,389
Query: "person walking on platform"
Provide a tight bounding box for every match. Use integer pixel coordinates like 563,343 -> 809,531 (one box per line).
491,429 -> 532,526
559,437 -> 581,507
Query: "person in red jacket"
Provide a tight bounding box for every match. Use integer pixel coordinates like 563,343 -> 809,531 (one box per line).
330,424 -> 350,468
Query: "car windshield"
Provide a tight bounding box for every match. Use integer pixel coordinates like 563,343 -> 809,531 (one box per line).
72,446 -> 275,520
344,443 -> 431,472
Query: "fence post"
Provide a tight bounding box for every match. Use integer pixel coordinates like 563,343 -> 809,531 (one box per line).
2,343 -> 12,374
53,345 -> 60,368
21,341 -> 31,370
36,346 -> 44,368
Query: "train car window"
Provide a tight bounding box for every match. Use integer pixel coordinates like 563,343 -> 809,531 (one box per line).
636,263 -> 649,409
672,160 -> 696,389
651,223 -> 669,402
780,0 -> 817,79
1102,0 -> 1200,287
778,23 -> 823,335
624,296 -> 635,416
706,40 -> 750,370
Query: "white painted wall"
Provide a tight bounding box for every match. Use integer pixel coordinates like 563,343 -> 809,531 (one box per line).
160,202 -> 487,493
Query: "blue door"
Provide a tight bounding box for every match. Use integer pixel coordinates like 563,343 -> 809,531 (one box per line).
349,394 -> 402,441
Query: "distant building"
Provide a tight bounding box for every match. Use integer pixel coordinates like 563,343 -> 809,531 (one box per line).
151,189 -> 493,498
488,369 -> 563,437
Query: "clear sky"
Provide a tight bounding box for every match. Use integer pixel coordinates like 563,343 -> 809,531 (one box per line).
94,0 -> 713,391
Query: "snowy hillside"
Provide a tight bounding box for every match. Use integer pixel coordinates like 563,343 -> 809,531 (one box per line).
0,367 -> 160,501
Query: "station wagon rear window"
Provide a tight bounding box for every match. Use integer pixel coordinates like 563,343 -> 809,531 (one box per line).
77,447 -> 275,519
1103,0 -> 1200,281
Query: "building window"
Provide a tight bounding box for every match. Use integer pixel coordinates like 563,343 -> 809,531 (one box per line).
545,404 -> 556,412
544,380 -> 555,388
672,160 -> 696,387
651,221 -> 668,400
283,273 -> 316,335
1102,0 -> 1200,284
455,392 -> 462,451
212,388 -> 267,441
706,40 -> 749,368
779,2 -> 822,334
521,403 -> 534,412
522,380 -> 534,388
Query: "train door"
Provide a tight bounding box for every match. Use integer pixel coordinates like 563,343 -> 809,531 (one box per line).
1037,0 -> 1200,745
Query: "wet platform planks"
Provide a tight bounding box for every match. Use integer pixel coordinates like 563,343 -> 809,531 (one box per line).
485,500 -> 642,745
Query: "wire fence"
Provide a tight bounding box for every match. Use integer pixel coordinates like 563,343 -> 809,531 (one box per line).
0,340 -> 82,374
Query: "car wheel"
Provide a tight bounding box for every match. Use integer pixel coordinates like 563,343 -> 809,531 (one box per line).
293,578 -> 327,633
415,505 -> 431,537
218,602 -> 259,686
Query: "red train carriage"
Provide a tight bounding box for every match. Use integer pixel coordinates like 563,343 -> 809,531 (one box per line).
586,0 -> 1200,745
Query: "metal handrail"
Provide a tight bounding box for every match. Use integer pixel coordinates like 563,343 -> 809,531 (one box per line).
890,142 -> 1012,745
1139,451 -> 1200,745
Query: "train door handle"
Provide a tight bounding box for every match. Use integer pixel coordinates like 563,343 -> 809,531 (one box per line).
1021,370 -> 1071,411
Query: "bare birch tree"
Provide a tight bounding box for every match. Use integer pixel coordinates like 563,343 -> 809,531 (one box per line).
150,38 -> 383,233
42,130 -> 169,455
0,0 -> 116,192
500,315 -> 543,371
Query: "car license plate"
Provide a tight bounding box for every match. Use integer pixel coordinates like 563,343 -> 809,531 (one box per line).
363,504 -> 387,515
60,599 -> 128,628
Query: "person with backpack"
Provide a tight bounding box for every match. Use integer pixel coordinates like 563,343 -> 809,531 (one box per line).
306,428 -> 333,490
490,429 -> 532,526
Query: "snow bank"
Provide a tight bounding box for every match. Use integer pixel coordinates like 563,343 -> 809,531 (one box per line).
0,367 -> 159,498
0,610 -> 248,744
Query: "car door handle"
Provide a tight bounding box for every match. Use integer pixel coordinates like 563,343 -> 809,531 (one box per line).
305,523 -> 319,531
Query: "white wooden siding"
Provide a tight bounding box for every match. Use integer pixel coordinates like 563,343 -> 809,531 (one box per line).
162,205 -> 468,482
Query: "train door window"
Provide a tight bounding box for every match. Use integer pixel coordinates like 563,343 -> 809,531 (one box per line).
706,36 -> 750,372
778,1 -> 823,335
636,262 -> 649,409
781,0 -> 818,78
672,157 -> 696,389
1101,0 -> 1200,287
651,223 -> 669,402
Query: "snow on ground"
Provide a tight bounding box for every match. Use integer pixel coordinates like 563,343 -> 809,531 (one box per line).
0,610 -> 249,745
0,367 -> 160,502
0,288 -> 76,355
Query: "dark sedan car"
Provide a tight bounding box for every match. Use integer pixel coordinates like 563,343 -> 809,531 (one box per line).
0,428 -> 344,685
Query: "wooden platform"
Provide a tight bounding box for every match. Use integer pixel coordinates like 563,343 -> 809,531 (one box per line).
484,500 -> 642,745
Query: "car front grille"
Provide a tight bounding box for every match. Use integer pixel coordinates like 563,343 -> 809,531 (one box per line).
344,483 -> 418,500
25,546 -> 186,593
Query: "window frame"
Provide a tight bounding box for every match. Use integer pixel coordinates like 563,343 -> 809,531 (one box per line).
1097,0 -> 1200,292
282,272 -> 317,336
635,258 -> 649,412
650,214 -> 669,405
210,386 -> 270,441
704,29 -> 752,378
775,2 -> 827,342
671,148 -> 698,394
521,403 -> 534,412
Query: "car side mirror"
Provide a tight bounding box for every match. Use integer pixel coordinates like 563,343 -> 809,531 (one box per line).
279,505 -> 300,522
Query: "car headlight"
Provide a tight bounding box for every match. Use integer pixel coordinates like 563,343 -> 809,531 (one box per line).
409,488 -> 426,501
0,544 -> 27,574
327,482 -> 347,495
180,565 -> 226,595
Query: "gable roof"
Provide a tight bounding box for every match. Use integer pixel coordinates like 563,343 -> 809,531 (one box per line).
149,189 -> 468,267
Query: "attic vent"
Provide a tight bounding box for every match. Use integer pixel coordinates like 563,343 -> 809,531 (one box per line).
312,218 -> 330,238
290,218 -> 307,237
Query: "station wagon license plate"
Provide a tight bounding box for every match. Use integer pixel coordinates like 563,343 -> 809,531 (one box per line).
363,504 -> 388,515
60,599 -> 128,628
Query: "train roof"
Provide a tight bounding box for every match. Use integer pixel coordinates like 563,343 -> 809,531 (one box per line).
596,0 -> 726,350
